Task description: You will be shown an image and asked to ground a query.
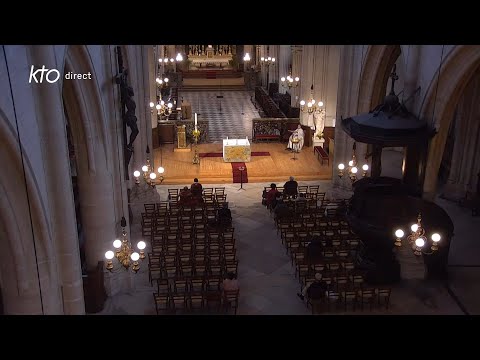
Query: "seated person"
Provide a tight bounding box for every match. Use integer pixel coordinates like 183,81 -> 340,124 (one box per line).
294,193 -> 307,211
297,273 -> 329,302
222,272 -> 239,294
265,183 -> 280,208
283,176 -> 298,198
190,178 -> 204,205
274,199 -> 293,220
286,124 -> 305,151
178,186 -> 192,207
217,203 -> 232,227
305,236 -> 324,264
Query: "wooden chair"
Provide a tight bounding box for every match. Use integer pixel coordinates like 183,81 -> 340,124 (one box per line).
153,293 -> 170,315
359,288 -> 376,311
377,288 -> 392,309
223,289 -> 240,315
189,293 -> 205,312
341,290 -> 358,311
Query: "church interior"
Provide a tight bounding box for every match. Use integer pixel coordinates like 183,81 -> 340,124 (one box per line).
1,44 -> 479,315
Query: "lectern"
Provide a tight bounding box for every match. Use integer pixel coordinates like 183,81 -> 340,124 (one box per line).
177,125 -> 187,148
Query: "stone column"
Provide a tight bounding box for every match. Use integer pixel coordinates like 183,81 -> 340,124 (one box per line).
291,45 -> 303,106
29,45 -> 85,314
269,45 -> 279,85
332,45 -> 368,191
278,45 -> 292,94
443,70 -> 480,200
299,45 -> 315,126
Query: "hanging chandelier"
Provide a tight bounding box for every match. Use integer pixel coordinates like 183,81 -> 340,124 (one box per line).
243,52 -> 251,62
105,217 -> 146,273
155,76 -> 169,88
300,85 -> 324,114
281,65 -> 300,89
394,213 -> 441,255
133,146 -> 165,187
337,142 -> 369,182
158,45 -> 183,65
149,99 -> 174,119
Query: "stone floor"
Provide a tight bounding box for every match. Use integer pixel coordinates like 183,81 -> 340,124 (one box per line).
98,179 -> 479,315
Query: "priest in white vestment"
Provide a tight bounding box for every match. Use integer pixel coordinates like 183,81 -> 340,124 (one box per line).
286,125 -> 305,151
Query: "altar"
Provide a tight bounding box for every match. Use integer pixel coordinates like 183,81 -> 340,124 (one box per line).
223,138 -> 251,162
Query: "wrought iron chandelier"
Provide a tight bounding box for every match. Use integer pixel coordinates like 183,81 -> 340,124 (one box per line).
394,213 -> 441,255
105,217 -> 146,273
281,65 -> 300,89
133,146 -> 165,187
337,142 -> 369,182
300,85 -> 324,114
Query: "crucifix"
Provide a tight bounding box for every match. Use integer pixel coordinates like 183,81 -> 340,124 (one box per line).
115,46 -> 139,180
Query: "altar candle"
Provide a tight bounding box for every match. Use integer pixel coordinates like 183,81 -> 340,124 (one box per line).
194,113 -> 198,130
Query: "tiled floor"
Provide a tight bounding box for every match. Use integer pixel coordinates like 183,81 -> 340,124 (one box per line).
180,91 -> 259,143
99,180 -> 477,315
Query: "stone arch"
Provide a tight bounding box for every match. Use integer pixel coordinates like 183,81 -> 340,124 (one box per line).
357,45 -> 402,113
62,45 -> 118,270
420,45 -> 480,198
0,109 -> 60,314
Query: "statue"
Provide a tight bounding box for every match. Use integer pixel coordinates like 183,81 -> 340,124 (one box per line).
115,46 -> 138,178
124,85 -> 139,152
314,108 -> 326,139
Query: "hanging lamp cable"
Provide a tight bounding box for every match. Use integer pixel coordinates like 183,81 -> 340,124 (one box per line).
2,45 -> 45,314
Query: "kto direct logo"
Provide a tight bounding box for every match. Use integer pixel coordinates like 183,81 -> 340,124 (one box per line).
29,65 -> 92,83
29,65 -> 60,83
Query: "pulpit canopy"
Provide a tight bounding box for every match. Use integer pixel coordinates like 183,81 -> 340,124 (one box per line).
341,65 -> 435,147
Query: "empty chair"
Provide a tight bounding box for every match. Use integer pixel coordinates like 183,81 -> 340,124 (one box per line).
153,293 -> 170,315
223,289 -> 240,315
359,288 -> 376,311
377,288 -> 392,309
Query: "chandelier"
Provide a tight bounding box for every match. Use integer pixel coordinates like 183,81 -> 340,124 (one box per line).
105,216 -> 146,273
158,44 -> 183,65
155,76 -> 169,88
394,213 -> 441,255
281,65 -> 300,89
300,85 -> 324,114
149,99 -> 174,119
243,52 -> 251,62
133,146 -> 165,187
260,55 -> 276,66
337,142 -> 369,182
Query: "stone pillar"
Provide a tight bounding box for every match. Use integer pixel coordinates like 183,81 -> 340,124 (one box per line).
332,45 -> 368,190
29,45 -> 85,314
299,45 -> 315,126
291,45 -> 303,106
442,70 -> 480,200
278,45 -> 292,94
269,45 -> 279,85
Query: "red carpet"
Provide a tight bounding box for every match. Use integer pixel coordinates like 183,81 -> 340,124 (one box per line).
200,152 -> 270,158
231,162 -> 248,183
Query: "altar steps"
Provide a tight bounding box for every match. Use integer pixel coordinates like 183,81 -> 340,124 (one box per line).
180,85 -> 246,91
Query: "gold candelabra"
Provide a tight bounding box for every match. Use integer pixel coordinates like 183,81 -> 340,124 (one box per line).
192,128 -> 200,164
281,65 -> 300,89
133,146 -> 164,187
394,213 -> 442,255
105,217 -> 146,273
337,142 -> 369,182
